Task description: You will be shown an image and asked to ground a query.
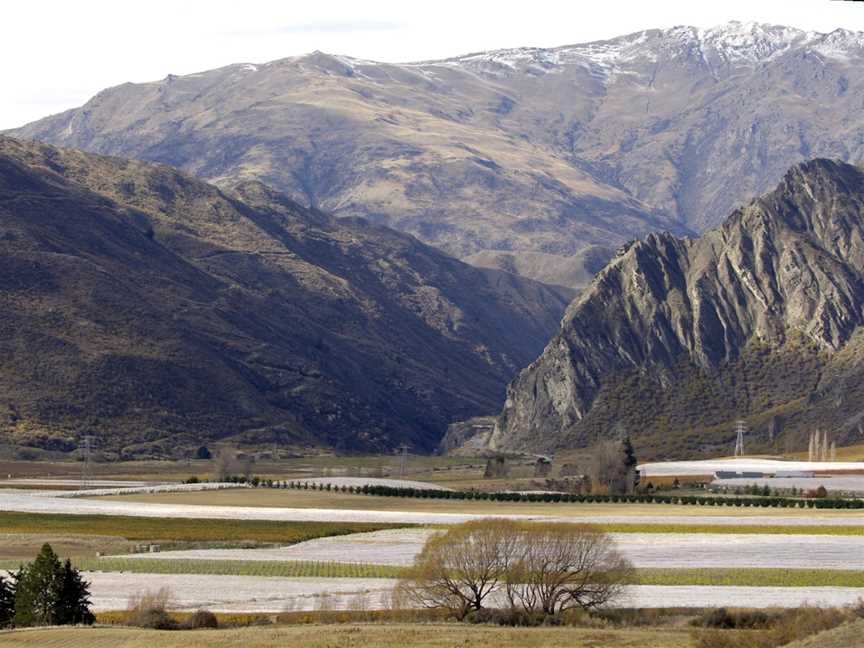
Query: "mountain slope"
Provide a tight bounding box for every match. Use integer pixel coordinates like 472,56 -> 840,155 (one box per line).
0,137 -> 570,456
468,159 -> 864,458
10,22 -> 864,288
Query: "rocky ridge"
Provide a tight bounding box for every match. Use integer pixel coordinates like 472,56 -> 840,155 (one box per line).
464,159 -> 864,457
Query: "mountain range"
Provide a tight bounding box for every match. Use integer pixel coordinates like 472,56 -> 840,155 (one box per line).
451,159 -> 864,458
0,137 -> 569,457
10,21 -> 864,289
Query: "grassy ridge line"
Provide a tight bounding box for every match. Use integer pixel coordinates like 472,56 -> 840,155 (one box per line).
1,556 -> 861,588
0,511 -> 408,543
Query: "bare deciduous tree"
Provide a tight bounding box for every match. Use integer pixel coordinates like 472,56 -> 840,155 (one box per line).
504,523 -> 633,614
397,519 -> 520,620
398,519 -> 632,620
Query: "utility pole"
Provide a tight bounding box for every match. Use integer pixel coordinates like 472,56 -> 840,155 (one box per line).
80,435 -> 95,489
733,420 -> 746,457
398,443 -> 409,478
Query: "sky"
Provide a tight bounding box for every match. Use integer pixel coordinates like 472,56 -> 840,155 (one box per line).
2,0 -> 863,130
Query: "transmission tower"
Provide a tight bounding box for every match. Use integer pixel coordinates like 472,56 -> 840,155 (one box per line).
733,420 -> 747,457
398,443 -> 409,478
80,435 -> 95,489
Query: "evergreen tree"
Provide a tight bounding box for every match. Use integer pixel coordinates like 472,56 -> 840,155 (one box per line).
14,543 -> 63,627
0,574 -> 14,628
54,559 -> 95,626
622,436 -> 639,490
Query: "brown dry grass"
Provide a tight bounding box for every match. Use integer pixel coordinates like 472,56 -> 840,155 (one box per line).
0,623 -> 704,647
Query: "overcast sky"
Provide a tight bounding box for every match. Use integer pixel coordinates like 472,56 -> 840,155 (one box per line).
2,0 -> 862,129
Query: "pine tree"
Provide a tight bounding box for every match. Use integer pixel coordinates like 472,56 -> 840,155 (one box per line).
54,559 -> 95,626
13,543 -> 63,627
0,574 -> 14,628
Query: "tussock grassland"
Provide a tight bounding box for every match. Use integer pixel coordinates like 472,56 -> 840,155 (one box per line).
0,623 -> 707,647
0,512 -> 406,544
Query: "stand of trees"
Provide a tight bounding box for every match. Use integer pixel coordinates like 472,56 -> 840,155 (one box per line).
0,544 -> 94,628
397,520 -> 632,621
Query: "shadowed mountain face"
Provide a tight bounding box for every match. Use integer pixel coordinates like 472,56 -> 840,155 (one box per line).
0,137 -> 571,457
455,160 -> 864,458
17,22 -> 864,287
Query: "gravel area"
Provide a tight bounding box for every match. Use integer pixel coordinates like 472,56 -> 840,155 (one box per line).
76,572 -> 864,612
2,490 -> 864,526
640,458 -> 864,477
117,529 -> 864,570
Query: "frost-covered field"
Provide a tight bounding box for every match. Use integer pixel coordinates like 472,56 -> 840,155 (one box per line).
78,572 -> 864,612
0,479 -> 159,489
712,476 -> 864,494
640,458 -> 864,477
120,528 -> 436,565
118,529 -> 864,570
302,477 -> 451,491
614,533 -> 864,569
2,489 -> 864,526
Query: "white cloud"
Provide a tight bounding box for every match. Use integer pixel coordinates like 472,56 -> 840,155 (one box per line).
2,0 -> 863,129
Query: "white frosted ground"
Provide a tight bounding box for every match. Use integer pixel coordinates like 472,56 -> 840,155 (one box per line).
712,476 -> 864,494
2,489 -> 864,526
118,529 -> 864,570
77,572 -> 864,612
120,528 -> 436,565
640,458 -> 864,477
0,479 -> 159,489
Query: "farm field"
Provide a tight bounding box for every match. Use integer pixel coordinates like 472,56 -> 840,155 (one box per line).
0,510 -> 405,552
0,623 -> 706,648
32,558 -> 864,588
639,458 -> 864,477
41,572 -> 864,612
117,528 -> 864,570
712,476 -> 864,493
93,486 -> 864,522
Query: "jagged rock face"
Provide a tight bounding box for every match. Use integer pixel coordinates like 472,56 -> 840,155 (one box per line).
485,160 -> 864,457
0,137 -> 570,456
12,22 -> 864,288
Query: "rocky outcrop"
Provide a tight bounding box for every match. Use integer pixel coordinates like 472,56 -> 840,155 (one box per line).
0,137 -> 570,456
473,160 -> 864,457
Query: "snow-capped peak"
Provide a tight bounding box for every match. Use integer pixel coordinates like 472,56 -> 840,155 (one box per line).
436,21 -> 863,80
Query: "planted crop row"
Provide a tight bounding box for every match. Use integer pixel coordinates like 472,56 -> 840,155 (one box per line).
272,480 -> 864,509
0,511 -> 408,543
3,555 -> 858,589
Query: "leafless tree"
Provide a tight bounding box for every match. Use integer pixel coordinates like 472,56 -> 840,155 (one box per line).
397,519 -> 520,620
214,447 -> 236,481
398,519 -> 631,620
503,523 -> 633,614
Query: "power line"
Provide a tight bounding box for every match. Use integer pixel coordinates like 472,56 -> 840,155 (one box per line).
734,420 -> 746,457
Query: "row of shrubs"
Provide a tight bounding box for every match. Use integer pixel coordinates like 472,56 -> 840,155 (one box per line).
275,480 -> 864,509
184,474 -> 864,509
